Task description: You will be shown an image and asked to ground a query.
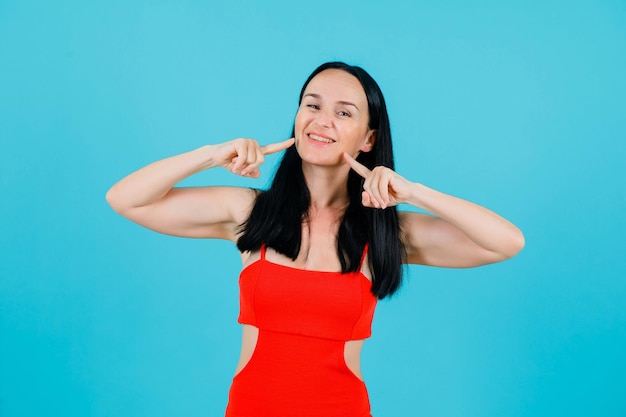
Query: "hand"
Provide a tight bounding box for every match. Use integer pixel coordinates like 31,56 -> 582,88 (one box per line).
214,138 -> 294,178
343,152 -> 414,209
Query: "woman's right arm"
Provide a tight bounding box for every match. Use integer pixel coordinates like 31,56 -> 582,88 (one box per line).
105,138 -> 294,241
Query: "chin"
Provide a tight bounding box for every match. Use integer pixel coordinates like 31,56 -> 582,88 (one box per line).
301,153 -> 345,167
295,138 -> 345,167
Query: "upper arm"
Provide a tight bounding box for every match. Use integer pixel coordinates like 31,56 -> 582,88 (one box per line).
399,211 -> 509,268
110,186 -> 257,240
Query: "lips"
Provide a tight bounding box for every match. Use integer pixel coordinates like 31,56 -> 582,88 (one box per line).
307,133 -> 335,144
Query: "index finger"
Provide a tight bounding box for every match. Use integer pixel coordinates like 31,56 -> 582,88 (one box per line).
261,138 -> 295,155
343,152 -> 371,178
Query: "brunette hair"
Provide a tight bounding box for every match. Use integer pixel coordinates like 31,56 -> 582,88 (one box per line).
237,62 -> 405,298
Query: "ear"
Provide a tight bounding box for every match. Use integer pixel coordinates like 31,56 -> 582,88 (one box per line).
360,129 -> 377,153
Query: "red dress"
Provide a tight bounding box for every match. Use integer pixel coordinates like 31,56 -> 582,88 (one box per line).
225,245 -> 377,417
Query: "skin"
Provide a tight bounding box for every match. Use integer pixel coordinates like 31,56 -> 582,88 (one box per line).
106,68 -> 525,382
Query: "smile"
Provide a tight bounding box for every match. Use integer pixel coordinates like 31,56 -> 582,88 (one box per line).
307,133 -> 335,144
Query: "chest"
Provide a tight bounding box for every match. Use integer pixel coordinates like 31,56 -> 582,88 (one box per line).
238,259 -> 377,340
269,215 -> 343,272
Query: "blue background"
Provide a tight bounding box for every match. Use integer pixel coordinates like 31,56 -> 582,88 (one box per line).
1,1 -> 625,416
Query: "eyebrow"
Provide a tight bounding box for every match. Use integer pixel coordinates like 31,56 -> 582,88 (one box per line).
303,93 -> 360,111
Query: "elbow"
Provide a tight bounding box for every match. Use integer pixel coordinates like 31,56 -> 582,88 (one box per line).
105,187 -> 126,214
488,229 -> 525,264
503,229 -> 525,260
105,188 -> 114,206
517,231 -> 526,252
105,187 -> 117,209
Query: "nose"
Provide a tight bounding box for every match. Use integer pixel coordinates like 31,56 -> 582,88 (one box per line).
314,109 -> 333,128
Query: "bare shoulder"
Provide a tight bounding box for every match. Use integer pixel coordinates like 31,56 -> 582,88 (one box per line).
399,210 -> 464,265
208,186 -> 260,225
398,211 -> 434,247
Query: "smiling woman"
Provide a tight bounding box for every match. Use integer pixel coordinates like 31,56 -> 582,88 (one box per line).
295,69 -> 375,166
106,61 -> 524,417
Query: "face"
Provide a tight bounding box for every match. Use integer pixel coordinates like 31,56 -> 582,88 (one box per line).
294,69 -> 376,166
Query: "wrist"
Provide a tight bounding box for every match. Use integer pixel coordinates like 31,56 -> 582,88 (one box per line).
404,182 -> 428,207
192,144 -> 220,170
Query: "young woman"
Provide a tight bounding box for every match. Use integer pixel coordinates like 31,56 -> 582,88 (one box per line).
106,62 -> 524,416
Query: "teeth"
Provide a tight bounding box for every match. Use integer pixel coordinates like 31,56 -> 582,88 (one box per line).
309,134 -> 334,143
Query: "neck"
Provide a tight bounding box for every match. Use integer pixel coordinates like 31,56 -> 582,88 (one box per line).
301,162 -> 352,211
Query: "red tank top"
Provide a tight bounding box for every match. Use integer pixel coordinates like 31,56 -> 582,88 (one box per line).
238,245 -> 377,340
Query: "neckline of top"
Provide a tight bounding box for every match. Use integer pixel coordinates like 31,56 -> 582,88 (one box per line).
240,257 -> 373,284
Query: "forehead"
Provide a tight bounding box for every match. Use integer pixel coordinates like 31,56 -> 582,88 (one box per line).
303,69 -> 367,106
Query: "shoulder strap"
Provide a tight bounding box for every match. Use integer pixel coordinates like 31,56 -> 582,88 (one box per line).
260,243 -> 266,260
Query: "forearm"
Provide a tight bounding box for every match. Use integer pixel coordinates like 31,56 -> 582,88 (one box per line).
405,183 -> 525,257
106,145 -> 218,212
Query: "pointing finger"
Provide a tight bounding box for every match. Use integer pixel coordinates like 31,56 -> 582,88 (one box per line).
261,138 -> 295,155
343,152 -> 371,178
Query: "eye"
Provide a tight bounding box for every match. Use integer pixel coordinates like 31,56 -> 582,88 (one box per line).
337,110 -> 351,117
306,103 -> 320,110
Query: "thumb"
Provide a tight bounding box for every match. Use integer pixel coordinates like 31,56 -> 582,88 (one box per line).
361,191 -> 374,208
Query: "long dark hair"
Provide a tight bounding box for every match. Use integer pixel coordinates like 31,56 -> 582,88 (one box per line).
237,62 -> 405,299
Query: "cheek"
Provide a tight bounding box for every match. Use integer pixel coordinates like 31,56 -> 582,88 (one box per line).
294,111 -> 308,140
343,125 -> 368,145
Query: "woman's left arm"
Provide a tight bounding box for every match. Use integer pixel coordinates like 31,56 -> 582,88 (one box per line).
343,153 -> 525,267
